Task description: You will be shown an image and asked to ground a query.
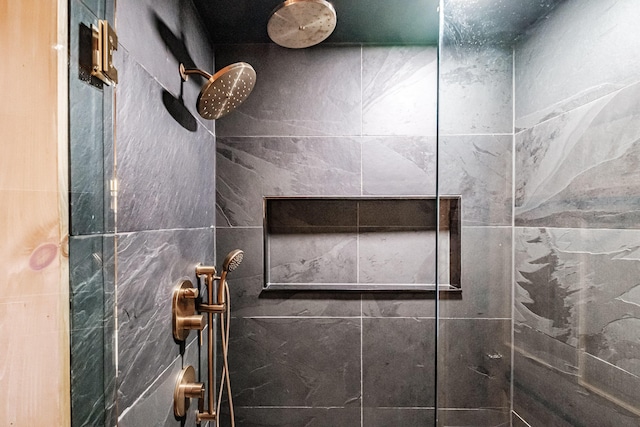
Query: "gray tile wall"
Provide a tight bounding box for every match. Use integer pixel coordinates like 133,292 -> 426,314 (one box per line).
215,41 -> 513,426
438,43 -> 514,427
69,0 -> 217,426
513,0 -> 640,424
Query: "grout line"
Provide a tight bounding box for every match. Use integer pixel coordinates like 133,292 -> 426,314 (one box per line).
513,411 -> 532,426
360,294 -> 364,427
510,44 -> 516,420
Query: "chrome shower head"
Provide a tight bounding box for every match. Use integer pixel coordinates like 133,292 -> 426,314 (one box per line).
179,63 -> 256,120
217,249 -> 244,304
267,0 -> 337,49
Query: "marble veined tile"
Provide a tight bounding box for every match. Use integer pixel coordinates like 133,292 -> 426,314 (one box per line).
515,0 -> 640,129
515,81 -> 640,228
514,227 -> 640,377
223,407 -> 361,427
362,46 -> 437,136
215,44 -> 361,137
440,135 -> 513,226
216,136 -> 360,227
116,228 -> 214,412
117,51 -> 216,232
440,44 -> 513,135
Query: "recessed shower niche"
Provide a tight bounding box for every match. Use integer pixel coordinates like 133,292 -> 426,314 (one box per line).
264,196 -> 461,291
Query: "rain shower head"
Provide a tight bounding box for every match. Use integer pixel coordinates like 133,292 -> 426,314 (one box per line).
267,0 -> 337,49
179,62 -> 256,120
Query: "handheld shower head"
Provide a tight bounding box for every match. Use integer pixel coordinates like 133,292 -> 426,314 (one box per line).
217,249 -> 244,304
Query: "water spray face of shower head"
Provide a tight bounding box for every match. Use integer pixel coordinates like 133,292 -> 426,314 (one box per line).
223,249 -> 244,272
196,62 -> 256,120
268,0 -> 337,49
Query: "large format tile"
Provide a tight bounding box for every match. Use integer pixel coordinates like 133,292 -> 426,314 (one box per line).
362,46 -> 437,136
69,0 -> 108,235
220,407 -> 361,427
117,51 -> 216,232
440,45 -> 513,135
515,81 -> 640,228
513,350 -> 640,427
216,137 -> 361,227
116,0 -> 213,121
362,318 -> 436,408
439,135 -> 513,226
69,235 -> 116,427
216,227 -> 361,317
118,341 -> 201,427
437,319 -> 511,409
116,228 -> 214,412
363,408 -> 435,427
362,227 -> 511,319
515,227 -> 640,369
215,44 -> 361,137
515,0 -> 640,128
362,136 -> 437,195
227,318 -> 361,407
437,408 -> 510,427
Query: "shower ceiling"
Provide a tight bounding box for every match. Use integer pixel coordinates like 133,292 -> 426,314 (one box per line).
194,0 -> 564,46
193,0 -> 440,45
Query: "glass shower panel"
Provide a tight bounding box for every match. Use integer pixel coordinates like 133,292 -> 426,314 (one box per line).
437,0 -> 640,426
436,0 -> 518,425
68,0 -> 117,425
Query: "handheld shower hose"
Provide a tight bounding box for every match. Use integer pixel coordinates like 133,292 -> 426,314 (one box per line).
195,249 -> 244,427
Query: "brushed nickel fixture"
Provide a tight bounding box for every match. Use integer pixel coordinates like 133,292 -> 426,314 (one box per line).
179,62 -> 256,120
172,280 -> 205,341
173,250 -> 244,425
267,0 -> 337,48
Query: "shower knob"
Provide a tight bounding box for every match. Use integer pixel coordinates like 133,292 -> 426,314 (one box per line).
174,365 -> 205,417
172,280 -> 205,341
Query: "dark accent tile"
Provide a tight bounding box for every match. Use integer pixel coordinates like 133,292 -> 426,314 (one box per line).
117,51 -> 216,232
266,198 -> 358,231
437,408 -> 510,426
116,228 -> 214,412
216,137 -> 361,227
69,235 -> 116,427
215,44 -> 361,137
440,45 -> 513,135
440,135 -> 513,226
362,136 -> 437,196
228,318 -> 361,407
437,319 -> 511,409
219,407 -> 361,427
362,46 -> 437,136
363,318 -> 436,407
69,0 -> 107,236
363,408 -> 435,427
216,227 -> 361,317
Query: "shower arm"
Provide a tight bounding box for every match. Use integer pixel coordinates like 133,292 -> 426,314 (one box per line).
179,63 -> 212,82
